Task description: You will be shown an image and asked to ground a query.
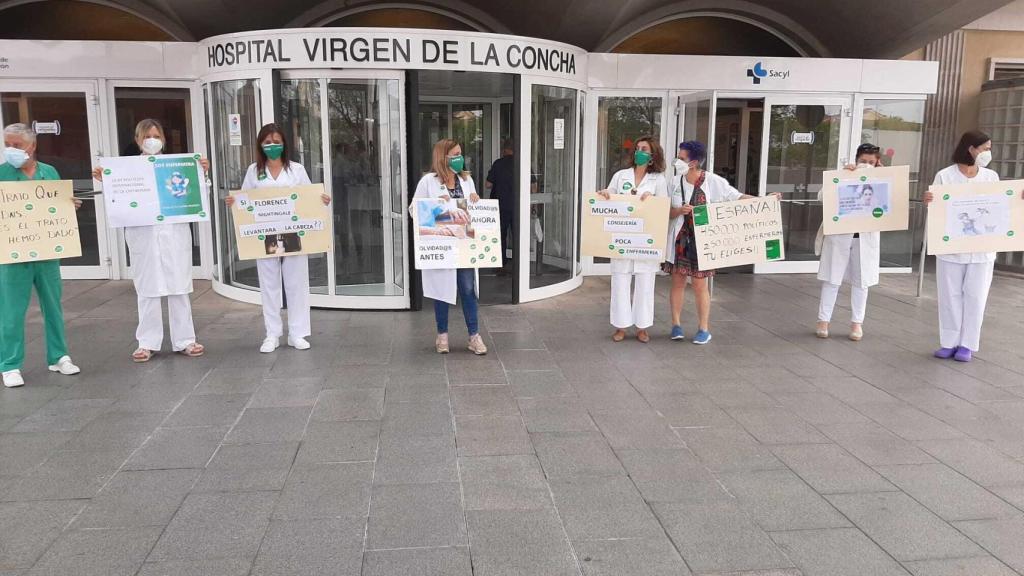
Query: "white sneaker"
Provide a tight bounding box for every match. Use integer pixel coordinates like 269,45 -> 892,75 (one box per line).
47,356 -> 80,376
260,337 -> 279,354
3,370 -> 25,388
287,336 -> 310,350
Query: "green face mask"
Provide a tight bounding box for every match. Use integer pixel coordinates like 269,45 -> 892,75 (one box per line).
634,150 -> 652,166
263,143 -> 284,160
448,155 -> 465,172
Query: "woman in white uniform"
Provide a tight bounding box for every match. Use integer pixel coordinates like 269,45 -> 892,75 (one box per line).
225,123 -> 331,353
94,119 -> 207,362
412,139 -> 488,356
814,143 -> 884,341
596,136 -> 669,343
923,130 -> 1020,362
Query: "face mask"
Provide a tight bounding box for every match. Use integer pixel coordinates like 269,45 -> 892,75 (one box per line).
673,159 -> 688,175
448,155 -> 465,172
856,163 -> 874,170
141,138 -> 164,155
3,147 -> 29,169
263,143 -> 284,160
975,150 -> 992,168
634,150 -> 652,166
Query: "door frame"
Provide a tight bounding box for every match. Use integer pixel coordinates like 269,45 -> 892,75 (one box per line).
102,79 -> 212,281
0,79 -> 110,279
754,94 -> 853,274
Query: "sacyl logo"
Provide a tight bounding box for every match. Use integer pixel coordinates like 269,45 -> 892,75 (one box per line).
746,61 -> 790,84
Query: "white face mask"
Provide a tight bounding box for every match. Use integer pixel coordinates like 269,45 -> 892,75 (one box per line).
3,147 -> 30,169
674,158 -> 689,176
974,150 -> 992,168
856,162 -> 874,170
141,137 -> 164,155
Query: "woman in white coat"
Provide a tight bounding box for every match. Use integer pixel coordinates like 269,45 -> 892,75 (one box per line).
596,136 -> 669,343
225,123 -> 331,353
412,139 -> 487,355
94,119 -> 206,362
814,143 -> 884,341
923,130 -> 1021,362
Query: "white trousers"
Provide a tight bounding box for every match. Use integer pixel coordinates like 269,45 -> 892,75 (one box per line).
610,271 -> 656,329
136,293 -> 196,352
257,255 -> 311,339
937,258 -> 994,351
818,283 -> 869,323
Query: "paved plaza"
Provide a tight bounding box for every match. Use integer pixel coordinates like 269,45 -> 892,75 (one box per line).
2,271 -> 1024,575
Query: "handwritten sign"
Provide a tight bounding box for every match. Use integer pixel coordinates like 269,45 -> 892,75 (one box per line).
580,192 -> 670,260
230,184 -> 333,260
413,198 -> 502,269
692,196 -> 785,270
822,165 -> 910,235
927,179 -> 1024,255
0,179 -> 82,264
100,153 -> 210,228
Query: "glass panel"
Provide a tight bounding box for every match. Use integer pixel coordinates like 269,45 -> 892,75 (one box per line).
499,102 -> 513,147
416,103 -> 448,175
209,79 -> 260,289
766,104 -> 842,262
683,99 -> 711,144
530,84 -> 577,289
204,85 -> 217,276
596,97 -> 662,189
1,91 -> 100,268
386,80 -> 405,294
452,103 -> 491,189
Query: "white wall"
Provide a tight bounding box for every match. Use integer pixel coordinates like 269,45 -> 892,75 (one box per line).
965,0 -> 1024,31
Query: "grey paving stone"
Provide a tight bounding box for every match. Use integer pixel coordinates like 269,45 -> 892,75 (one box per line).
725,406 -> 831,445
718,469 -> 851,531
953,517 -> 1024,574
248,377 -> 323,407
814,376 -> 901,405
460,454 -> 553,511
518,397 -> 596,432
374,433 -> 458,484
366,482 -> 467,549
72,468 -> 200,529
310,388 -> 384,421
917,438 -> 1024,487
379,400 -> 454,440
499,349 -> 557,371
0,500 -> 85,569
989,484 -> 1024,510
361,547 -> 472,576
653,499 -> 794,574
447,359 -> 508,386
826,491 -> 984,561
136,558 -> 254,576
250,518 -> 364,576
0,432 -> 73,475
123,426 -> 228,470
451,386 -> 519,416
163,393 -> 249,427
616,448 -> 731,503
3,448 -> 126,501
507,370 -> 577,398
772,392 -> 870,425
491,330 -> 546,351
223,406 -> 312,444
549,475 -> 663,540
465,509 -> 580,576
698,382 -> 779,408
817,421 -> 936,466
770,527 -> 910,576
770,443 -> 896,494
673,426 -> 786,473
25,526 -> 162,576
854,403 -> 966,441
903,556 -> 1019,576
454,415 -> 533,456
10,398 -> 114,433
193,442 -> 298,492
874,463 -> 1020,521
531,431 -> 625,478
576,537 -> 691,576
590,411 -> 684,450
273,462 -> 373,520
147,491 -> 277,561
294,419 -> 379,464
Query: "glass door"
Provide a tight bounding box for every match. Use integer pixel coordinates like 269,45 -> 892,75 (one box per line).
0,82 -> 108,279
673,91 -> 717,170
755,96 -> 851,273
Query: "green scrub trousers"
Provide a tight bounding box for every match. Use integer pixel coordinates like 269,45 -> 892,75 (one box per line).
0,160 -> 70,372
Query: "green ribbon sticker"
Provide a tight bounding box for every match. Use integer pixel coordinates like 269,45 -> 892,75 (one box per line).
588,198 -> 595,204
692,205 -> 709,226
647,238 -> 654,244
55,246 -> 63,253
765,239 -> 781,260
491,237 -> 498,243
130,201 -> 138,208
1007,190 -> 1014,196
291,215 -> 299,221
618,249 -> 625,254
24,203 -> 33,211
199,211 -> 207,218
258,235 -> 266,241
608,244 -> 615,250
481,235 -> 488,241
471,258 -> 477,264
832,216 -> 840,222
832,178 -> 839,184
9,252 -> 18,260
470,244 -> 477,250
627,206 -> 635,212
48,207 -> 57,214
1009,231 -> 1016,237
291,194 -> 298,200
29,251 -> 38,258
872,207 -> 883,218
147,156 -> 156,163
860,176 -> 867,182
943,194 -> 950,200
156,215 -> 165,221
491,256 -> 498,262
103,169 -> 111,175
298,231 -> 305,237
247,206 -> 254,212
943,235 -> 950,242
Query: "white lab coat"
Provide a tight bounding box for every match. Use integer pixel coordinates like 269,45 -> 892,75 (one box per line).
125,223 -> 193,297
412,172 -> 478,305
240,162 -> 315,339
665,170 -> 743,260
813,182 -> 881,288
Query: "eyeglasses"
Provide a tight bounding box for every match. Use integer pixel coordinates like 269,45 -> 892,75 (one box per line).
857,144 -> 880,154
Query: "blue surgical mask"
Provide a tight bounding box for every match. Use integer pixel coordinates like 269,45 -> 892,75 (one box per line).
3,147 -> 29,169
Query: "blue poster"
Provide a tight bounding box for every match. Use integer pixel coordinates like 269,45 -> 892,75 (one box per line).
153,156 -> 203,217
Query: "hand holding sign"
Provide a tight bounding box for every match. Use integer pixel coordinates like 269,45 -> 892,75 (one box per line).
0,180 -> 82,264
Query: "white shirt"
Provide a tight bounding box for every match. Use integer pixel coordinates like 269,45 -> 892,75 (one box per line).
605,168 -> 670,274
411,172 -> 479,304
932,164 -> 999,264
666,170 -> 743,261
241,161 -> 312,190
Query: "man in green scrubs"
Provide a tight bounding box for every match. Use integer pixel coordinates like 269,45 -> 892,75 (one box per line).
1,123 -> 80,388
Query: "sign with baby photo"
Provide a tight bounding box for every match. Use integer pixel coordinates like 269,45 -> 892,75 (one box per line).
927,179 -> 1024,255
821,165 -> 910,235
229,185 -> 333,260
412,198 -> 502,269
100,153 -> 210,228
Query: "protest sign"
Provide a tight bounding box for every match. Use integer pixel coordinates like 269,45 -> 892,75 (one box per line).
0,179 -> 81,264
580,192 -> 670,260
927,179 -> 1024,255
100,153 -> 210,228
822,165 -> 910,235
413,198 -> 502,269
230,185 -> 333,260
692,195 -> 785,270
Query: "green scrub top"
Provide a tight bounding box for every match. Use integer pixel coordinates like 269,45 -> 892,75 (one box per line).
0,160 -> 61,182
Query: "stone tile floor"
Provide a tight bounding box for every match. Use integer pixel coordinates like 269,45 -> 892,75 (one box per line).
1,271 -> 1024,575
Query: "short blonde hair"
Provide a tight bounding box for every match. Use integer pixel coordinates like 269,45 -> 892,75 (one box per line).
134,118 -> 166,146
431,138 -> 468,182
